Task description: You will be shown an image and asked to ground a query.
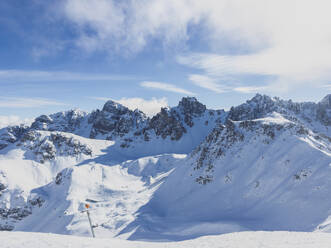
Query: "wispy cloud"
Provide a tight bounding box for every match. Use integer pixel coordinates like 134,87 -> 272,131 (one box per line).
0,97 -> 66,108
178,51 -> 328,94
233,86 -> 268,94
90,96 -> 168,116
188,74 -> 228,93
88,97 -> 110,102
140,81 -> 195,95
0,70 -> 134,82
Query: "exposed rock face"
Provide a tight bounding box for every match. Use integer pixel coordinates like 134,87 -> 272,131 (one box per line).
320,94 -> 331,107
149,107 -> 187,140
0,207 -> 31,230
31,115 -> 52,130
228,94 -> 331,133
0,183 -> 6,191
192,120 -> 245,174
87,97 -> 215,143
148,97 -> 208,141
0,125 -> 29,150
1,95 -> 329,158
1,97 -> 221,157
18,131 -> 92,163
228,94 -> 277,121
89,97 -> 209,142
31,110 -> 88,133
89,100 -> 148,140
55,172 -> 63,185
0,94 -> 330,237
317,94 -> 331,126
0,167 -> 45,231
178,97 -> 207,127
0,194 -> 44,231
190,115 -> 325,185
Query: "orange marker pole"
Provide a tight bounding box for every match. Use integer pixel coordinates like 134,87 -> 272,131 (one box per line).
85,204 -> 95,238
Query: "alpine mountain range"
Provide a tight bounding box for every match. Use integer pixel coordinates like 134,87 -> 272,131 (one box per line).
0,93 -> 330,241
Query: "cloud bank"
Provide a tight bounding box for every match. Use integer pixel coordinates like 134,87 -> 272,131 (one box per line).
62,0 -> 331,92
0,115 -> 33,129
90,97 -> 168,116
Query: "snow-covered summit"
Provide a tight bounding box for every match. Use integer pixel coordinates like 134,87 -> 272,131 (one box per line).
102,99 -> 131,113
228,93 -> 331,135
0,97 -> 223,158
89,100 -> 148,140
177,97 -> 206,115
0,94 -> 330,240
30,109 -> 89,135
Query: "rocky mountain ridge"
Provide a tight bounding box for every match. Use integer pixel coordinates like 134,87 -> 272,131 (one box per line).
0,94 -> 330,239
0,97 -> 223,158
125,109 -> 331,240
228,94 -> 331,135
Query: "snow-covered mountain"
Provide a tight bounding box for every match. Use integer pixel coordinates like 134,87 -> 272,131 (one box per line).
0,94 -> 330,241
228,94 -> 331,136
5,97 -> 223,160
126,112 -> 331,240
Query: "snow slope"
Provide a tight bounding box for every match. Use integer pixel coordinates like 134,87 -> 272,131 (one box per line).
0,129 -> 186,236
0,94 -> 330,241
0,131 -> 113,231
12,154 -> 186,238
2,231 -> 331,248
123,113 -> 331,240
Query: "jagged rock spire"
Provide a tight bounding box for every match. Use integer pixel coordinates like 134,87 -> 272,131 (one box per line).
102,100 -> 130,114
178,97 -> 206,115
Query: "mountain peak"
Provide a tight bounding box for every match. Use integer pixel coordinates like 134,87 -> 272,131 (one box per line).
249,93 -> 274,104
177,97 -> 206,115
102,100 -> 130,113
320,94 -> 331,107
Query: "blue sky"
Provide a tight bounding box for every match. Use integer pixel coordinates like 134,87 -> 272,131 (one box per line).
0,0 -> 330,127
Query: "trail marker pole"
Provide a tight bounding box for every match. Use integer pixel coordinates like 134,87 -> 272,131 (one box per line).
85,204 -> 95,238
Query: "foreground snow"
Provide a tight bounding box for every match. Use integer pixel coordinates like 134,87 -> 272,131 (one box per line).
1,231 -> 331,248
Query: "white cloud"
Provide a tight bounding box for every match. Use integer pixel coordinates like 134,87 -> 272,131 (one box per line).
0,70 -> 133,82
233,86 -> 268,94
188,73 -> 267,94
90,96 -> 168,116
0,97 -> 66,108
141,81 -> 195,95
88,97 -> 111,102
115,97 -> 168,116
188,74 -> 227,93
63,0 -> 202,54
0,115 -> 33,129
62,0 -> 331,91
177,48 -> 331,92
